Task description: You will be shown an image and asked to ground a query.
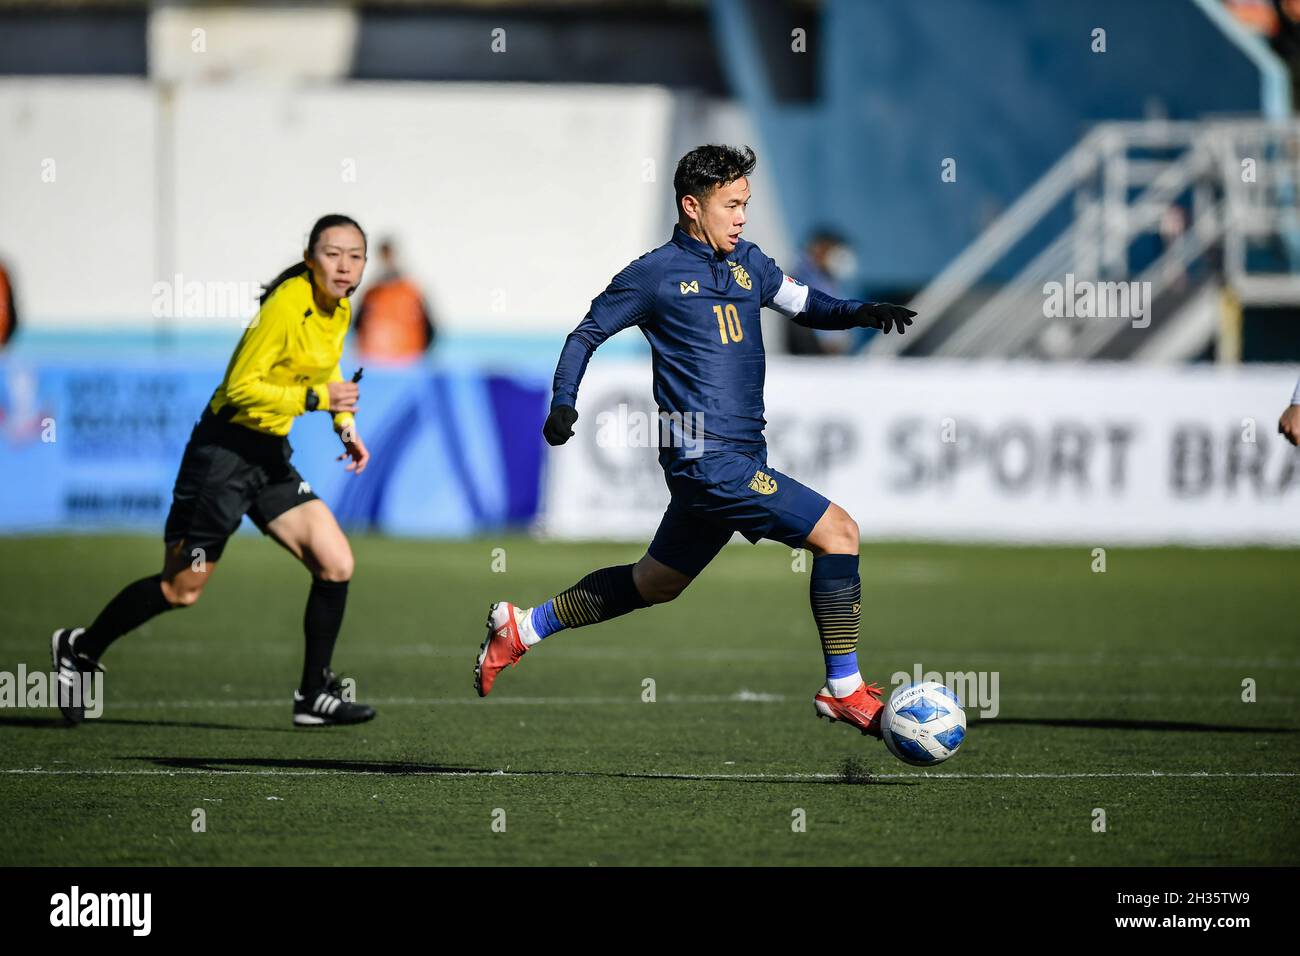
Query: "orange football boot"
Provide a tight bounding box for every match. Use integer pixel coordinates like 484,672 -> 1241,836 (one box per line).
814,681 -> 885,738
474,602 -> 529,697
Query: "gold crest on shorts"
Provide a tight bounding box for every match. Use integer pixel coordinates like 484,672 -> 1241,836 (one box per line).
749,469 -> 778,495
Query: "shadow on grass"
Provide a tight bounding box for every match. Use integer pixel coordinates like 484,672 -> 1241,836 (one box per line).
0,715 -> 296,733
981,717 -> 1298,734
129,755 -> 911,785
0,716 -> 70,729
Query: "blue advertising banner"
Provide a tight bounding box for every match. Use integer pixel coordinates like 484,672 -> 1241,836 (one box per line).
0,359 -> 550,537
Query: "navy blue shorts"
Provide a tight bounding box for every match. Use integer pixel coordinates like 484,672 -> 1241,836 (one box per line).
647,452 -> 830,578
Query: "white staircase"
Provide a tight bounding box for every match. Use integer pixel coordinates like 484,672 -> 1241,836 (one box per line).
876,120 -> 1300,362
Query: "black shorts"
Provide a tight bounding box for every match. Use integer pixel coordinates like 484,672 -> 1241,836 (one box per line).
163,408 -> 319,562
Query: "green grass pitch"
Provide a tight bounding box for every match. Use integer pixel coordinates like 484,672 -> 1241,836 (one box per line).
1,534 -> 1297,866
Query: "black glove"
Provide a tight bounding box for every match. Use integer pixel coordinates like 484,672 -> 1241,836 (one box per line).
543,405 -> 579,446
853,302 -> 916,335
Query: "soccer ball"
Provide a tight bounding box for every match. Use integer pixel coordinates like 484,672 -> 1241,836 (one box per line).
880,681 -> 967,766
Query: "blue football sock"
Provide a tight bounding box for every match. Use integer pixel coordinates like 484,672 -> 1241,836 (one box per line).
530,599 -> 564,641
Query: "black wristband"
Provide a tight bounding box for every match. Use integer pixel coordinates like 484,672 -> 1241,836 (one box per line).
305,387 -> 320,412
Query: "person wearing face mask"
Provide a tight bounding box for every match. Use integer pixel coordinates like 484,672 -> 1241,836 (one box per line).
785,229 -> 861,355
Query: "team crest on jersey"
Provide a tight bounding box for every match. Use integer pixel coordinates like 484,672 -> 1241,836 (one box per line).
727,260 -> 752,291
748,469 -> 778,495
679,280 -> 699,295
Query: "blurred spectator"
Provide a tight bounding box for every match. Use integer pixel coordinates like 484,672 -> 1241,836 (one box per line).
1277,374 -> 1300,444
1273,0 -> 1300,109
1158,203 -> 1190,293
354,238 -> 437,362
1224,0 -> 1279,33
1225,0 -> 1300,109
784,228 -> 864,355
0,258 -> 17,350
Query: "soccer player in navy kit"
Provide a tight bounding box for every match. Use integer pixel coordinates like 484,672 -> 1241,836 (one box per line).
475,145 -> 915,739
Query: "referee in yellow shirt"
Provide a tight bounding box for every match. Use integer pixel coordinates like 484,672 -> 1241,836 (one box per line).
53,214 -> 377,727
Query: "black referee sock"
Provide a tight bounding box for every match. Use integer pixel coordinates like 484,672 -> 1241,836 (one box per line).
550,564 -> 650,629
75,574 -> 177,662
301,577 -> 349,694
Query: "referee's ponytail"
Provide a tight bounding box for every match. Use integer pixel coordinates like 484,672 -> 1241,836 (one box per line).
260,214 -> 367,304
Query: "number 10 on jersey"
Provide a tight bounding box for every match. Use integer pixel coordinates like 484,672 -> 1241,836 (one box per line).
713,304 -> 744,344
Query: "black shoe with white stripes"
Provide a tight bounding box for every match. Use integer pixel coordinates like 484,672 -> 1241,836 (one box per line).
50,628 -> 104,725
292,669 -> 376,727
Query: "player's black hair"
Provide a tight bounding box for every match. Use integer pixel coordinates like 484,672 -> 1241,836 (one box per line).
673,144 -> 757,206
260,214 -> 367,304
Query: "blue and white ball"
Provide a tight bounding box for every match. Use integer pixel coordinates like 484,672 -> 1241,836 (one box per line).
881,681 -> 967,766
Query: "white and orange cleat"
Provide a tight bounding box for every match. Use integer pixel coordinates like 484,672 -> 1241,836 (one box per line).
814,681 -> 885,739
474,602 -> 529,697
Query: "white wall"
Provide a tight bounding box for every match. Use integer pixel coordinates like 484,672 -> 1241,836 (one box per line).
150,5 -> 357,84
171,82 -> 676,333
0,78 -> 782,338
0,79 -> 158,326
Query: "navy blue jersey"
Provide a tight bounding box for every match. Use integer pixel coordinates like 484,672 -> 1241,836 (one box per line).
552,225 -> 860,464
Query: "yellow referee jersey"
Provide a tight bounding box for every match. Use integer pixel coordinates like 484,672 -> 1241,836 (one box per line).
209,274 -> 356,437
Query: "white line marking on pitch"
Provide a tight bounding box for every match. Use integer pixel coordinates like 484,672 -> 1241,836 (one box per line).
0,769 -> 1296,781
98,692 -> 1299,708
89,644 -> 1300,670
104,692 -> 787,709
384,647 -> 1300,670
